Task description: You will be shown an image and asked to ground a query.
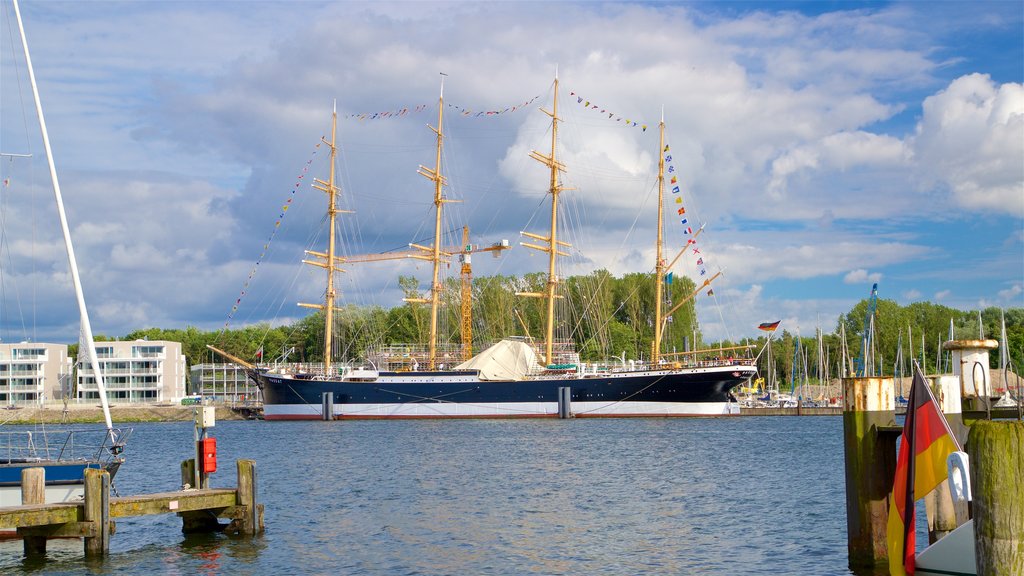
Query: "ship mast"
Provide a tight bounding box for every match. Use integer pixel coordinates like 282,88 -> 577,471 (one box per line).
652,113 -> 666,362
300,103 -> 345,373
518,72 -> 569,366
407,74 -> 452,370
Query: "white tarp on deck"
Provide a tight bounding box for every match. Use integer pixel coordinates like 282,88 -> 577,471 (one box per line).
455,339 -> 543,381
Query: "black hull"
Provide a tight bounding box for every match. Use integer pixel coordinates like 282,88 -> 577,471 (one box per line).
256,364 -> 756,419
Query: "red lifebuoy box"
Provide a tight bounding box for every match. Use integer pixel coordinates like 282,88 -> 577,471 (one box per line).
199,437 -> 217,474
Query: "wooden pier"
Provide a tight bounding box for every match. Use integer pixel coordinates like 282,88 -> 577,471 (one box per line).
0,458 -> 263,558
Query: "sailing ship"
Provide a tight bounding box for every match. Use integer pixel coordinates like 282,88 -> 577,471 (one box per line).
0,0 -> 128,506
228,74 -> 756,419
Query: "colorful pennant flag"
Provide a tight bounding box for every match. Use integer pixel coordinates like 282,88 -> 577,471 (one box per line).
569,90 -> 649,131
224,140 -> 323,330
886,366 -> 961,576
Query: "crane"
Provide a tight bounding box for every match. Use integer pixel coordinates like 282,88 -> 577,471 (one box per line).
307,225 -> 509,361
855,283 -> 878,377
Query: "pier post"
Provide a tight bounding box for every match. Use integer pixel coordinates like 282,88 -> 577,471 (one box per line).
842,377 -> 898,570
967,420 -> 1024,575
19,467 -> 46,556
181,458 -> 196,489
558,387 -> 572,419
83,468 -> 110,557
233,459 -> 263,535
925,375 -> 969,543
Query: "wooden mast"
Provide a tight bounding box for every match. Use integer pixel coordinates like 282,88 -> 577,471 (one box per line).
411,74 -> 450,370
652,114 -> 666,362
518,72 -> 568,366
300,103 -> 343,373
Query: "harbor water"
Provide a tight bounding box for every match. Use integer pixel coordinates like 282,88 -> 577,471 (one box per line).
1,416 -> 887,575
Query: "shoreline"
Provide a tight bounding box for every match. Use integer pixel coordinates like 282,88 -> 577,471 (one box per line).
0,404 -> 249,424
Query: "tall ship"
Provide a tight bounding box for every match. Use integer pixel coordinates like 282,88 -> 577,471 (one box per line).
219,75 -> 756,419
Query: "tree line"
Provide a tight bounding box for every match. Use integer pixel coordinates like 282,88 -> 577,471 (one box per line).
84,271 -> 1022,383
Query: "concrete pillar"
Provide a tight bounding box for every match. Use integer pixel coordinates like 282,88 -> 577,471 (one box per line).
944,340 -> 998,412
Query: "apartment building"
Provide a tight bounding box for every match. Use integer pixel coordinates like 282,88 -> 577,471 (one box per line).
0,343 -> 73,406
76,340 -> 186,403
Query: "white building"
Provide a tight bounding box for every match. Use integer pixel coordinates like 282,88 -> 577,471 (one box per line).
76,340 -> 187,403
0,343 -> 73,406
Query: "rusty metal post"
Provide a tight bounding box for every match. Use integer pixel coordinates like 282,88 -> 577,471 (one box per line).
843,376 -> 898,570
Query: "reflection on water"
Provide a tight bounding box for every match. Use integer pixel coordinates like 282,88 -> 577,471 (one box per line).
1,417 -> 871,575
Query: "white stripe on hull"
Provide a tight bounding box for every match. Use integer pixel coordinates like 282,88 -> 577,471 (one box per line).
0,483 -> 84,507
263,400 -> 739,419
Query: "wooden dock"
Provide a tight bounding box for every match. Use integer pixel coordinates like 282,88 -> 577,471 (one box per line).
0,458 -> 263,557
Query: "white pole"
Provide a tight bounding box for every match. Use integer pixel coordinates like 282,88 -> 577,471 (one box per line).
13,0 -> 113,433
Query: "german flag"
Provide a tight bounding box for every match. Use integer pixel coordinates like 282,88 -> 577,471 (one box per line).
758,321 -> 781,332
886,365 -> 961,575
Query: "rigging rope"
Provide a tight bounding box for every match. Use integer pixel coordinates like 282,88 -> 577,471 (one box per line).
220,140 -> 322,334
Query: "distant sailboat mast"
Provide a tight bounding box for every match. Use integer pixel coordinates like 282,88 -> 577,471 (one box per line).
13,0 -> 114,432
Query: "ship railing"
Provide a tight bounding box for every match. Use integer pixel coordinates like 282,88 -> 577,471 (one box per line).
1,426 -> 132,464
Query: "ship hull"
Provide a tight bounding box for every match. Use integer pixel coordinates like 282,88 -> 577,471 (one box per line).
256,364 -> 756,420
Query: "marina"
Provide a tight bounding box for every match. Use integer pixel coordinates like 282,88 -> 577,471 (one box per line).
0,416 -> 860,575
0,1 -> 1020,574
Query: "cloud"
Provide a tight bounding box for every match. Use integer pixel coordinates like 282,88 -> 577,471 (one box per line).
902,289 -> 922,300
935,289 -> 951,301
844,269 -> 883,284
912,74 -> 1024,216
997,283 -> 1022,302
3,2 -> 1020,344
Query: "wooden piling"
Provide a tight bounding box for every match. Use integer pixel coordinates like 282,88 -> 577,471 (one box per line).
925,375 -> 970,543
18,467 -> 47,556
229,459 -> 263,535
83,468 -> 110,557
967,420 -> 1024,576
842,377 -> 899,570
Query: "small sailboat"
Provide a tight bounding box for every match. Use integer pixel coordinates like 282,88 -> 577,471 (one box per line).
0,0 -> 129,507
230,74 -> 756,419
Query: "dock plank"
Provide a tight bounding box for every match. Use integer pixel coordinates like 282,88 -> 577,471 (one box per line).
110,489 -> 237,518
0,502 -> 81,529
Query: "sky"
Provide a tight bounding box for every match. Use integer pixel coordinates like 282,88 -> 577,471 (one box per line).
0,0 -> 1021,347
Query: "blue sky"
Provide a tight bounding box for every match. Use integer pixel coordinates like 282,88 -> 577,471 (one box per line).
0,0 -> 1020,347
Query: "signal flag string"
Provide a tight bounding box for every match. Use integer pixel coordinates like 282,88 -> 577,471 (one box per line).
220,140 -> 323,333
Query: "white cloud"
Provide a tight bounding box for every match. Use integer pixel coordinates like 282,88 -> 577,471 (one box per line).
998,283 -> 1022,302
902,289 -> 922,300
912,74 -> 1024,216
935,289 -> 951,301
2,2 -> 1020,343
844,269 -> 883,284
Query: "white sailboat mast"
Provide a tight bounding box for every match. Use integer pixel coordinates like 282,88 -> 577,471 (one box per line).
13,0 -> 113,432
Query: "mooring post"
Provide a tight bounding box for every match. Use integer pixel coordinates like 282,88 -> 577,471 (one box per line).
925,375 -> 969,543
83,468 -> 110,557
181,458 -> 196,489
19,467 -> 47,556
235,459 -> 263,535
558,387 -> 571,419
967,420 -> 1024,575
842,376 -> 898,570
322,392 -> 334,421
